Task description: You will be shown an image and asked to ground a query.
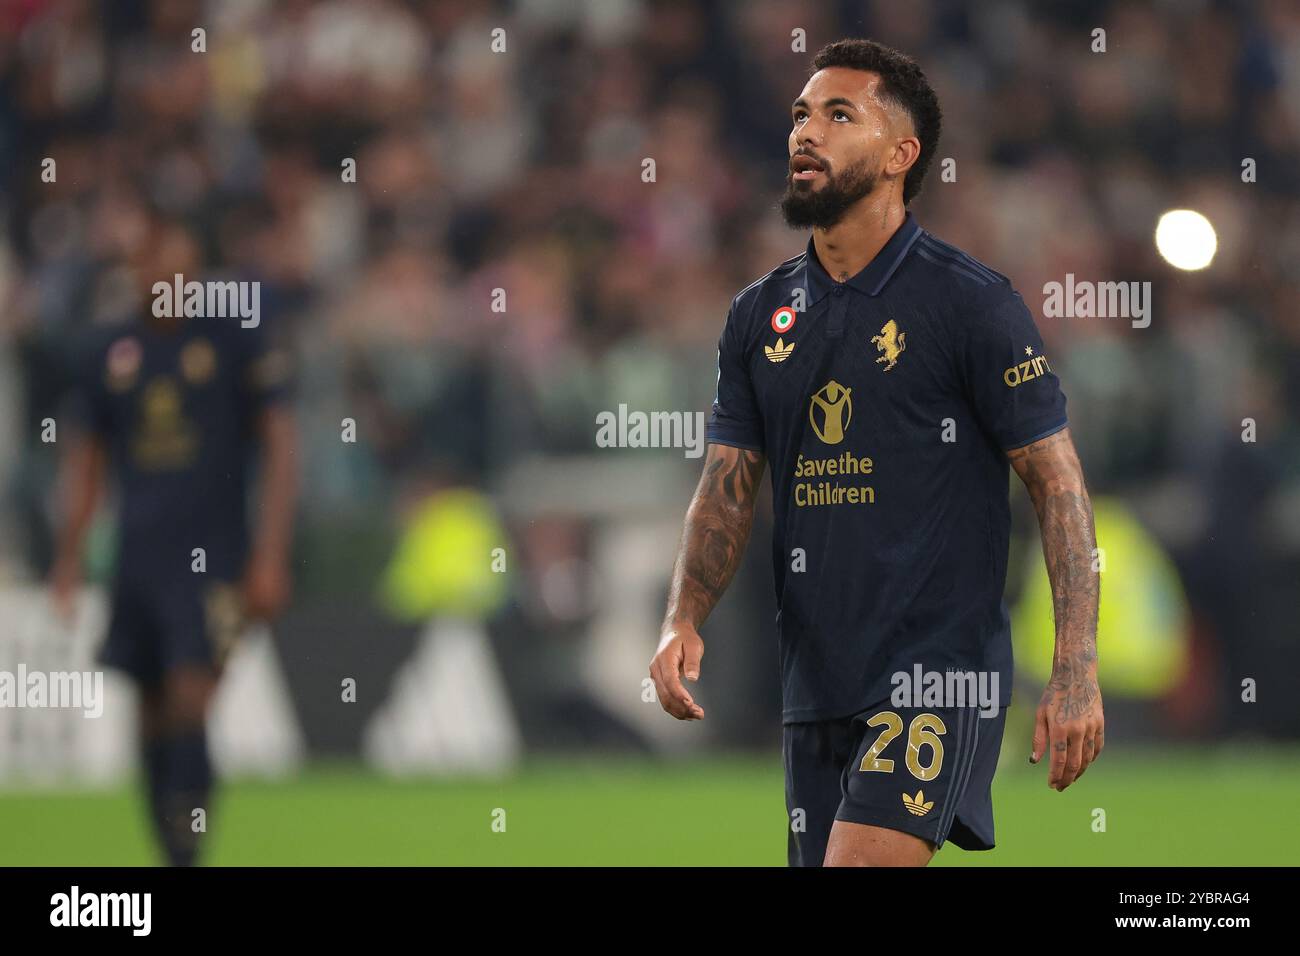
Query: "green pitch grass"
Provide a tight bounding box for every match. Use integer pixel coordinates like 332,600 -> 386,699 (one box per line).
1,745 -> 1296,866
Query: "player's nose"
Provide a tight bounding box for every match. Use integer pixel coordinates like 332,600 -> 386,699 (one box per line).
796,117 -> 825,148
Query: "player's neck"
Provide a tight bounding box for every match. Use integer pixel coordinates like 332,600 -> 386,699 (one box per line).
811,198 -> 907,284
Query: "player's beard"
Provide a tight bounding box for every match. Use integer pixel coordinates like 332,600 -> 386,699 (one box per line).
780,155 -> 878,229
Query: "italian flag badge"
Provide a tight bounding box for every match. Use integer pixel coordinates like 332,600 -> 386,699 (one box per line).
770,306 -> 797,334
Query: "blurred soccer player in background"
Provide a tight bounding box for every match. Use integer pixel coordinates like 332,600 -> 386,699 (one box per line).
651,39 -> 1104,866
49,218 -> 298,865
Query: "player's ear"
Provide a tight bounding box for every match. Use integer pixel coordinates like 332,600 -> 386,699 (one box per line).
889,135 -> 920,179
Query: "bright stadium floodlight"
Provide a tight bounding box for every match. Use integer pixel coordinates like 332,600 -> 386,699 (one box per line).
1154,208 -> 1217,271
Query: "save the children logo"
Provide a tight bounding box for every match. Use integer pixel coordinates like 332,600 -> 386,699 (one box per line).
809,379 -> 852,444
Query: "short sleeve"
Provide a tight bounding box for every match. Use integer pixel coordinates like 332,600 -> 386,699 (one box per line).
963,284 -> 1068,451
242,321 -> 295,411
705,300 -> 764,452
66,339 -> 112,439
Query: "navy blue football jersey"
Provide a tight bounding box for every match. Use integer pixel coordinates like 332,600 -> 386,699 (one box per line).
707,212 -> 1067,723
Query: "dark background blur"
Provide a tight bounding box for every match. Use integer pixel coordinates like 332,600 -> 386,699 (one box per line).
2,0 -> 1298,778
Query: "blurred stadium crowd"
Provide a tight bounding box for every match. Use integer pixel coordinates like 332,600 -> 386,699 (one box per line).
2,0 -> 1298,755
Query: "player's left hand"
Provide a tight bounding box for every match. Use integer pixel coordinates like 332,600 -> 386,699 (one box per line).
241,552 -> 291,621
1030,664 -> 1104,791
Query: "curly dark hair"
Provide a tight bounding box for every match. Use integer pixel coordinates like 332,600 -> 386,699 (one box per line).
811,39 -> 942,206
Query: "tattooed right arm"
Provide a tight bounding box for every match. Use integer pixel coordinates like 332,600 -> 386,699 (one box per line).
650,443 -> 765,721
663,443 -> 766,632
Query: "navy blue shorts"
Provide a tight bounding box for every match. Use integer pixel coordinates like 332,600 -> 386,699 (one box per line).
99,576 -> 244,685
783,701 -> 1007,866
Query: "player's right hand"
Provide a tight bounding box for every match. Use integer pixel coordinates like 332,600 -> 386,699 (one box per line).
650,624 -> 705,720
48,553 -> 81,623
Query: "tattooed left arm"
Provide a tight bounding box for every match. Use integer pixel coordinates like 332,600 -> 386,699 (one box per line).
1007,426 -> 1104,791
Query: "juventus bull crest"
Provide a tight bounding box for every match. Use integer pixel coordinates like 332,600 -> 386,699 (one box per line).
871,319 -> 906,371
